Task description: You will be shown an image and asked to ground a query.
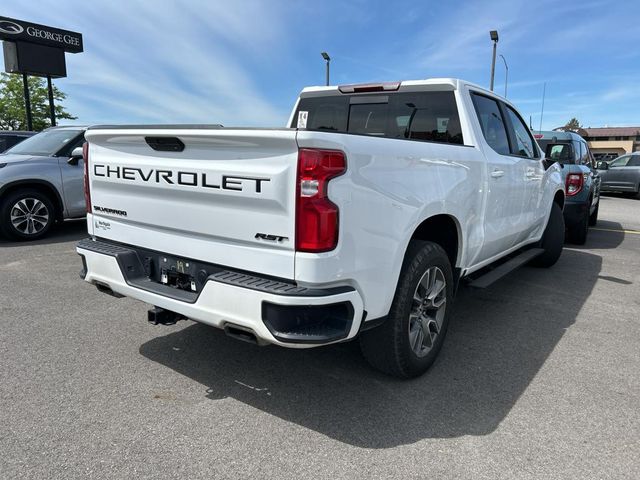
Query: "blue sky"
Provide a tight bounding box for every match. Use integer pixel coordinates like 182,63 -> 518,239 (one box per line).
3,0 -> 639,129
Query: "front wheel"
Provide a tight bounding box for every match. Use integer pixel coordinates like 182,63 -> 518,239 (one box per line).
360,241 -> 453,378
530,202 -> 564,268
0,189 -> 56,241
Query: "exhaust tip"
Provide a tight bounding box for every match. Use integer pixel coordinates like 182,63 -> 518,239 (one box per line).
224,324 -> 263,345
94,281 -> 124,298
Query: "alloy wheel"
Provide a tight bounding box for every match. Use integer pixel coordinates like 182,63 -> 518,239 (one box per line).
10,198 -> 50,236
408,266 -> 447,357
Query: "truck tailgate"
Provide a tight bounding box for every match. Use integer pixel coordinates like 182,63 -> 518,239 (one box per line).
84,128 -> 298,279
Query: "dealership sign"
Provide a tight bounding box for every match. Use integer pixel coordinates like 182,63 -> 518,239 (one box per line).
0,16 -> 83,53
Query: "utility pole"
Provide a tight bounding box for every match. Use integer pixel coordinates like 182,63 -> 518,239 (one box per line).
47,76 -> 56,127
499,54 -> 508,97
539,82 -> 547,133
22,73 -> 33,131
489,30 -> 499,91
321,51 -> 330,86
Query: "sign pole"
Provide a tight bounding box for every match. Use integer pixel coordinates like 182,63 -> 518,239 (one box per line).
47,75 -> 56,127
22,73 -> 33,131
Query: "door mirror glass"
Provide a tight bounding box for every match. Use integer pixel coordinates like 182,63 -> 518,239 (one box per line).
597,161 -> 609,170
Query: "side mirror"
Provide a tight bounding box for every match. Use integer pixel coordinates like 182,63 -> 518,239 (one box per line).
67,146 -> 84,165
597,161 -> 609,170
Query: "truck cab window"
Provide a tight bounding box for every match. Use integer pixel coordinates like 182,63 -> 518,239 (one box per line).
505,106 -> 537,158
471,93 -> 510,155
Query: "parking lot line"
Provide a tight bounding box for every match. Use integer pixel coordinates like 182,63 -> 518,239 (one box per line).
591,227 -> 640,235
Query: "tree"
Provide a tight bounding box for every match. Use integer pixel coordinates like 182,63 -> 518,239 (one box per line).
563,118 -> 582,132
0,72 -> 76,131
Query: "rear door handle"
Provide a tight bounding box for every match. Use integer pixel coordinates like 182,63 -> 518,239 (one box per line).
491,169 -> 505,178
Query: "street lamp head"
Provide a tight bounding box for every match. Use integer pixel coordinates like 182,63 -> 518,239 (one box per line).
321,51 -> 330,61
490,30 -> 499,42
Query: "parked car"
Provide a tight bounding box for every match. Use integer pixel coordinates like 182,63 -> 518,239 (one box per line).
535,131 -> 600,244
597,152 -> 640,198
0,131 -> 36,153
0,126 -> 87,240
593,153 -> 618,164
77,78 -> 565,378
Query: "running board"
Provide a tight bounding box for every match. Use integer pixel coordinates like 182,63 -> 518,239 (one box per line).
468,248 -> 544,289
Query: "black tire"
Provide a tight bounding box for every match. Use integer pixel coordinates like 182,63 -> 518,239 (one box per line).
0,189 -> 56,241
588,201 -> 599,226
360,241 -> 453,378
567,208 -> 589,245
531,202 -> 564,267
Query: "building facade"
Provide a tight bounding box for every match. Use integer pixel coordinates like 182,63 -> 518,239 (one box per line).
578,127 -> 640,158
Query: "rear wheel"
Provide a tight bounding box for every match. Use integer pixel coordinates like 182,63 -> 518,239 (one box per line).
567,208 -> 589,245
360,241 -> 453,378
531,202 -> 564,267
0,189 -> 56,241
588,202 -> 599,226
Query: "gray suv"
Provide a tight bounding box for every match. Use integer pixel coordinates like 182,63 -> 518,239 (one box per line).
0,126 -> 87,240
597,152 -> 640,198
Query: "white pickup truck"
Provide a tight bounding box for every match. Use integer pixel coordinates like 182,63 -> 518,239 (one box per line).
77,78 -> 565,378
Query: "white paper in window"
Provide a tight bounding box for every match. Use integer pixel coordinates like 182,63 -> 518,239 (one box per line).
437,117 -> 449,133
297,111 -> 309,129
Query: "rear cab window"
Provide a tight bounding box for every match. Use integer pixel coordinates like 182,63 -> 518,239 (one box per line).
292,90 -> 464,145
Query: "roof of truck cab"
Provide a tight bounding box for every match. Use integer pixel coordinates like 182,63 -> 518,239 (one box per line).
300,78 -> 459,95
300,78 -> 511,104
537,130 -> 584,141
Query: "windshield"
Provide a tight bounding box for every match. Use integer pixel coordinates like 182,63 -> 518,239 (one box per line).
4,129 -> 83,157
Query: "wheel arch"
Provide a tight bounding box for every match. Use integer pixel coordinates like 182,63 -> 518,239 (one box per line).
0,180 -> 65,221
408,214 -> 462,269
553,189 -> 565,210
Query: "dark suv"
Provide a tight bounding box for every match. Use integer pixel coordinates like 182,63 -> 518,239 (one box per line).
0,131 -> 35,153
535,131 -> 601,244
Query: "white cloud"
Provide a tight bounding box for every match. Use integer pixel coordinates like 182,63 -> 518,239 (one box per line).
5,0 -> 290,126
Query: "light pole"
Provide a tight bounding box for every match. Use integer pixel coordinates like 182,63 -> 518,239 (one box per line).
489,30 -> 499,91
499,54 -> 508,98
321,51 -> 330,86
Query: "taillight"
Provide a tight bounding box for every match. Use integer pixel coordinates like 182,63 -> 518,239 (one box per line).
83,142 -> 91,213
296,148 -> 346,252
565,173 -> 583,196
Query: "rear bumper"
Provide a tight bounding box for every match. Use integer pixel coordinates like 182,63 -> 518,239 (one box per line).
77,238 -> 364,348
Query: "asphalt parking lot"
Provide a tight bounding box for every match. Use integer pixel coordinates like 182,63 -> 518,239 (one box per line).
1,195 -> 638,479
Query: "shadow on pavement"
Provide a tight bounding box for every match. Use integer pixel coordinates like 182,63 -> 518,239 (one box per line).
600,192 -> 639,201
580,220 -> 626,250
0,218 -> 86,247
139,247 -> 602,448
